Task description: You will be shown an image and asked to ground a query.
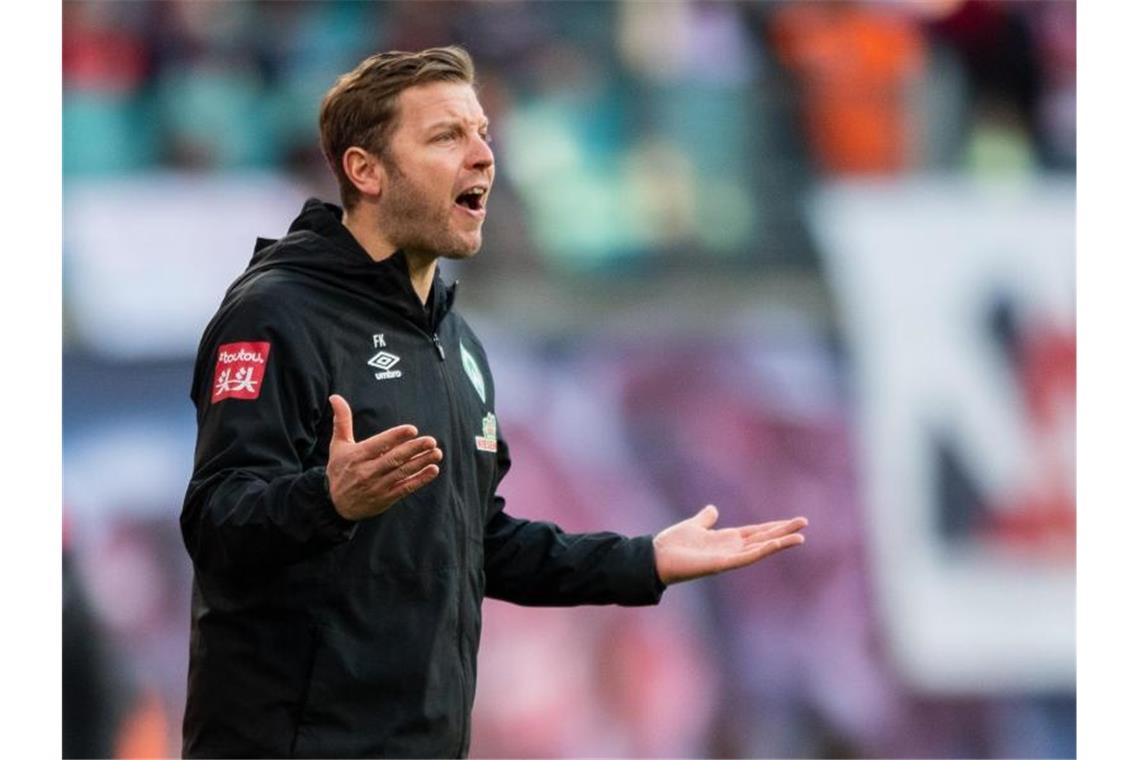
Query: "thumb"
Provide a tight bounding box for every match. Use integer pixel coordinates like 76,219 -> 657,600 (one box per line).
329,394 -> 355,444
692,504 -> 719,529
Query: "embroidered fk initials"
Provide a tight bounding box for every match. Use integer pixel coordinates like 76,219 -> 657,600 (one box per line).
373,334 -> 386,348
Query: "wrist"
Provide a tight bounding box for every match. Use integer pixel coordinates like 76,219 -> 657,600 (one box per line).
651,534 -> 671,586
323,468 -> 355,523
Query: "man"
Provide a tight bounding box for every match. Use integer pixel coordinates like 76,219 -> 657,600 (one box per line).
181,46 -> 808,758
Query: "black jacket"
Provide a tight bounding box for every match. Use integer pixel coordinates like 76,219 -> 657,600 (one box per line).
180,199 -> 665,758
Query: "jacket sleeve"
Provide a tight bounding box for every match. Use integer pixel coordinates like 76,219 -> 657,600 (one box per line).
482,435 -> 667,607
181,291 -> 356,575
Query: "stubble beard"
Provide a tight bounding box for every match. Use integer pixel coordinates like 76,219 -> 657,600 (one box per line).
376,157 -> 482,261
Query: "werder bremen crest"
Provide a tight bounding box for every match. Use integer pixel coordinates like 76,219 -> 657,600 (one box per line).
475,412 -> 497,452
460,339 -> 486,403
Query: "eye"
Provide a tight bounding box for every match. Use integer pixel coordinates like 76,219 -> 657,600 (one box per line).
433,130 -> 458,143
480,132 -> 492,145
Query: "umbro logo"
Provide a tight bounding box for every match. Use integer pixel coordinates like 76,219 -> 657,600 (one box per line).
368,351 -> 399,371
368,350 -> 403,380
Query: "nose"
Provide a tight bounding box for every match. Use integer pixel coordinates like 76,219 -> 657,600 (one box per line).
468,133 -> 494,172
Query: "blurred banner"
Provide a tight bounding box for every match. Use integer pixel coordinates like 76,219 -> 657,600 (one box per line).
813,176 -> 1075,693
64,174 -> 310,358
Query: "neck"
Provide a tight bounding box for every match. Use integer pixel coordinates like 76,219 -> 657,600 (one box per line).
342,207 -> 437,305
402,250 -> 438,306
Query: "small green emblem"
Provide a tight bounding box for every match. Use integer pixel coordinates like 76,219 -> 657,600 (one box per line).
475,412 -> 497,452
460,339 -> 486,403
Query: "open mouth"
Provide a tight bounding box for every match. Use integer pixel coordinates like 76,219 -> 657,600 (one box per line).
454,185 -> 488,214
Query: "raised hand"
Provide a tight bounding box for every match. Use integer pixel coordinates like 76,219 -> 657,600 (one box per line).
325,394 -> 443,521
652,505 -> 808,585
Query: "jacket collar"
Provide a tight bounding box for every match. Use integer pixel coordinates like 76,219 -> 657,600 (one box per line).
251,198 -> 458,333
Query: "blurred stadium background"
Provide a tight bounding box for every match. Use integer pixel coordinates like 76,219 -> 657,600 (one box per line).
61,1 -> 1075,757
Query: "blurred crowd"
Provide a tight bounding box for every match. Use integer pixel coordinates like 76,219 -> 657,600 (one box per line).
64,0 -> 1075,274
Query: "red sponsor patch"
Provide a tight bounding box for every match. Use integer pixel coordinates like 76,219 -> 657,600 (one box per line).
210,341 -> 271,403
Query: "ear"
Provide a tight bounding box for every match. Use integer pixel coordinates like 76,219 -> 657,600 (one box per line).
342,147 -> 387,201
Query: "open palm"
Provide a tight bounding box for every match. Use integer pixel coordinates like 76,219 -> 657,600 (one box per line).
653,505 -> 808,585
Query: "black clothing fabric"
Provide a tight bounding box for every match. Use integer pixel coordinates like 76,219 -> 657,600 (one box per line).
180,199 -> 665,758
63,550 -> 124,759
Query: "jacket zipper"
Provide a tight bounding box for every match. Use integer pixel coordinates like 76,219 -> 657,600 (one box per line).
425,327 -> 470,755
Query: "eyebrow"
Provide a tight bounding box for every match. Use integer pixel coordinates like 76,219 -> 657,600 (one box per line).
425,118 -> 490,133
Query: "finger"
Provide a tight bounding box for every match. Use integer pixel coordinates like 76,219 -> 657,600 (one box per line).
387,463 -> 441,502
364,436 -> 439,483
692,504 -> 719,529
723,533 -> 806,571
356,423 -> 420,457
738,519 -> 793,538
740,517 -> 809,543
742,526 -> 806,550
329,395 -> 355,444
400,445 -> 444,471
375,442 -> 443,484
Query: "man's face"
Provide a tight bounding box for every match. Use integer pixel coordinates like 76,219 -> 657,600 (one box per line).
376,80 -> 494,260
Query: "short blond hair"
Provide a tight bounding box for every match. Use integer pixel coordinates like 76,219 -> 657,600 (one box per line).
319,46 -> 476,209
